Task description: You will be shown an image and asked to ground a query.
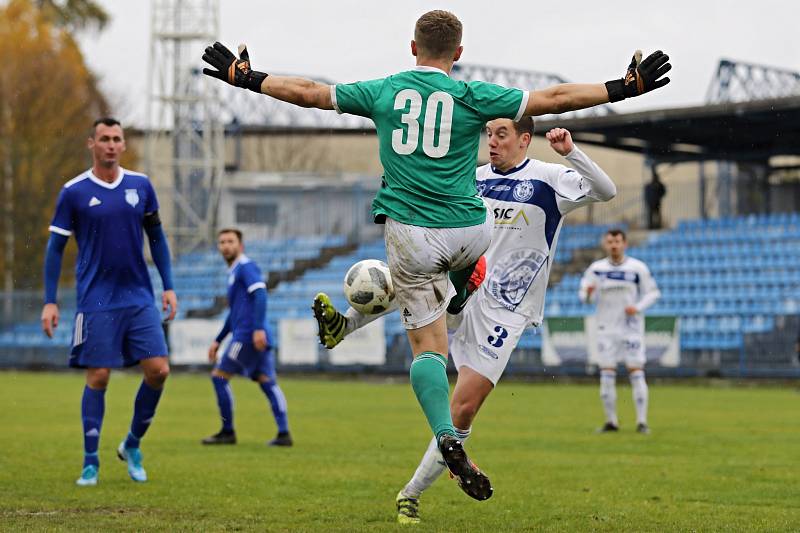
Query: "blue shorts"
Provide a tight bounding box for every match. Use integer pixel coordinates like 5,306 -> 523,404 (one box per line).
216,340 -> 276,381
69,305 -> 169,369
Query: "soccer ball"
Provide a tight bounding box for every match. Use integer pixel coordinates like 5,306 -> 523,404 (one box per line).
343,259 -> 395,314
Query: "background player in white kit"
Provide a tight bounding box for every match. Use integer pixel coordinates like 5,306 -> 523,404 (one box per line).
315,119 -> 616,523
579,230 -> 661,434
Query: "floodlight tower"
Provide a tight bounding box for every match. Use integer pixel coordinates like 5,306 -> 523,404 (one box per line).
146,0 -> 224,254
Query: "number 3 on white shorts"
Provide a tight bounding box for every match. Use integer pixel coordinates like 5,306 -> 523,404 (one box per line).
391,89 -> 453,158
488,325 -> 508,348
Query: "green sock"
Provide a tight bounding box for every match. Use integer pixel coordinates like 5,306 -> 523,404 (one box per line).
447,262 -> 477,313
409,352 -> 455,439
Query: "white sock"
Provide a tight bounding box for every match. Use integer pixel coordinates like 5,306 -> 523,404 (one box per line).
402,427 -> 471,498
343,303 -> 397,335
629,370 -> 649,425
600,370 -> 618,426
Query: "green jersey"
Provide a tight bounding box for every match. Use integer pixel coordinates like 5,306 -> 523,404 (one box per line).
332,66 -> 527,228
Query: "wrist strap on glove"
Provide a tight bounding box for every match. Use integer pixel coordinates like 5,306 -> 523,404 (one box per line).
606,49 -> 671,102
202,42 -> 268,93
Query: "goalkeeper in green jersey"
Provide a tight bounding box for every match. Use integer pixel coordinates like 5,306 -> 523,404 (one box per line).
202,9 -> 671,501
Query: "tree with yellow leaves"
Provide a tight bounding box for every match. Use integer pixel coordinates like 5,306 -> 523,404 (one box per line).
0,0 -> 113,295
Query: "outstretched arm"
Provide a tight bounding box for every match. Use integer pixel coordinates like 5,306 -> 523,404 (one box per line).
261,76 -> 333,110
202,42 -> 333,110
526,83 -> 610,116
524,50 -> 671,116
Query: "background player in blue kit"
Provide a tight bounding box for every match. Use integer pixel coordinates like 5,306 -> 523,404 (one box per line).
202,229 -> 292,447
41,118 -> 178,486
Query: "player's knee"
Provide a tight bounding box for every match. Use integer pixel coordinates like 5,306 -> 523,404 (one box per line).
256,373 -> 272,384
87,368 -> 110,389
145,363 -> 170,385
628,368 -> 646,382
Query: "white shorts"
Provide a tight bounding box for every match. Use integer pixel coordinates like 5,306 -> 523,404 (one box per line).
385,211 -> 492,330
596,333 -> 646,369
449,286 -> 529,385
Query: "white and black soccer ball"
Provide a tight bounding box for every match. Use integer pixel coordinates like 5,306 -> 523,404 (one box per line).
343,259 -> 395,314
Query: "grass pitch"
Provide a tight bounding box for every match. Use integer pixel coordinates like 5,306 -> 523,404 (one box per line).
1,371 -> 798,532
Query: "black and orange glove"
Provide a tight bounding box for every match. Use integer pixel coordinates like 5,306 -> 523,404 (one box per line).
202,42 -> 268,93
605,50 -> 671,103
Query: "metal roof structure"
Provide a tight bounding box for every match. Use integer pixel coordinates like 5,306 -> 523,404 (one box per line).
532,60 -> 800,163
534,95 -> 800,163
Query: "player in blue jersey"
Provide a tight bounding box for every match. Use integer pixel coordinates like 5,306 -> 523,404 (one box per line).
41,118 -> 177,487
201,229 -> 292,447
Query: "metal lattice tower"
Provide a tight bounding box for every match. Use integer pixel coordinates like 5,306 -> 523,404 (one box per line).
706,59 -> 800,103
146,0 -> 224,254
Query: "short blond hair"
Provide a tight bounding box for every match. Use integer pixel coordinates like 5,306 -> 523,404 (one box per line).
414,10 -> 462,59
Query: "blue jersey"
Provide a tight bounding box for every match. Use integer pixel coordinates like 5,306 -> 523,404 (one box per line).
227,255 -> 272,343
49,168 -> 160,312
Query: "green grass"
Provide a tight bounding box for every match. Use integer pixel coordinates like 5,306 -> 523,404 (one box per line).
1,371 -> 799,532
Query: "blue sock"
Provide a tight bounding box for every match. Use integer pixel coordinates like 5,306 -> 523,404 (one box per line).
82,386 -> 105,468
125,381 -> 163,449
212,376 -> 235,433
259,380 -> 289,434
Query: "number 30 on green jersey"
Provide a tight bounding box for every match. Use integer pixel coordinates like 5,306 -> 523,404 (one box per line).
391,89 -> 454,158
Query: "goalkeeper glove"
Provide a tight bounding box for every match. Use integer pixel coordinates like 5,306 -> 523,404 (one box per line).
605,50 -> 671,103
202,42 -> 268,93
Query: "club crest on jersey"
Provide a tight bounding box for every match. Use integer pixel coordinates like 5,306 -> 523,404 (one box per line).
488,248 -> 548,309
125,189 -> 139,207
512,180 -> 534,202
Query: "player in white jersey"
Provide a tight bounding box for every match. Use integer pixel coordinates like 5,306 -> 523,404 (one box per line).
579,229 -> 661,434
314,118 -> 616,523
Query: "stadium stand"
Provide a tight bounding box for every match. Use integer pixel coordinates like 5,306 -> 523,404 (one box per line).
268,224 -> 622,352
545,213 -> 800,356
0,235 -> 349,353
5,216 -> 799,374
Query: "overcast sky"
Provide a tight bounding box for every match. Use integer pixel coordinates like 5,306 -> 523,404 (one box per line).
78,0 -> 800,126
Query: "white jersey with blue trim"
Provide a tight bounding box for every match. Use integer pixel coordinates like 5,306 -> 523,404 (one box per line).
477,146 -> 615,326
579,256 -> 660,335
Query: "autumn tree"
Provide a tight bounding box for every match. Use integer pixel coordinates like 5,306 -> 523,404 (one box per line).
0,0 -> 113,293
34,0 -> 108,32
